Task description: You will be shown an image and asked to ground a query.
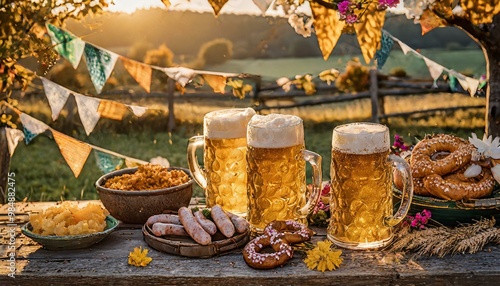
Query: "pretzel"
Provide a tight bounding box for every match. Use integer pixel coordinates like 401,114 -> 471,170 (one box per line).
410,134 -> 475,178
423,167 -> 496,200
243,234 -> 293,269
263,220 -> 314,244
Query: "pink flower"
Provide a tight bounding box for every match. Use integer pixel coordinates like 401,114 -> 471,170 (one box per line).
345,14 -> 358,24
378,0 -> 400,9
337,0 -> 350,15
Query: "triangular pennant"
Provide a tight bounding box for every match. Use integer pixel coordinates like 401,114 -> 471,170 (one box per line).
84,43 -> 118,94
208,0 -> 229,16
465,76 -> 480,97
19,113 -> 49,144
40,77 -> 71,121
46,23 -> 85,69
52,130 -> 92,178
374,31 -> 394,70
354,3 -> 386,64
202,74 -> 227,93
423,57 -> 444,82
310,1 -> 345,60
120,57 -> 152,93
98,99 -> 128,121
127,105 -> 148,117
251,0 -> 274,14
94,150 -> 123,173
161,67 -> 196,87
74,94 -> 101,135
125,158 -> 144,168
397,40 -> 413,55
6,127 -> 25,156
448,74 -> 458,92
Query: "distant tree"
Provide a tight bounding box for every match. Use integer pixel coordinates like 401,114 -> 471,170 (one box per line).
127,41 -> 155,62
144,44 -> 175,91
197,38 -> 233,66
335,58 -> 370,92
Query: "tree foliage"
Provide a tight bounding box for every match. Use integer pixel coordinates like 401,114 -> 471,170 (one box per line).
197,38 -> 233,66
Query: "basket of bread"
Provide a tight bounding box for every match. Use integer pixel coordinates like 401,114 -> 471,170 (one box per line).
393,133 -> 500,226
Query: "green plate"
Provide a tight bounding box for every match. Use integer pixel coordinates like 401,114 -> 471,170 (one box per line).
21,215 -> 119,250
393,187 -> 500,227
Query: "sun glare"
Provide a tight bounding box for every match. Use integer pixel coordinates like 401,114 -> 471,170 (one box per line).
106,0 -> 163,14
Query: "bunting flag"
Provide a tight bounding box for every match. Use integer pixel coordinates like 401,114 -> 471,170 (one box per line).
94,150 -> 124,173
46,23 -> 85,69
40,77 -> 71,121
374,31 -> 394,70
203,74 -> 227,93
98,99 -> 129,120
251,0 -> 274,13
52,130 -> 92,178
5,127 -> 24,156
449,74 -> 458,92
74,94 -> 101,135
121,57 -> 152,93
84,43 -> 118,94
424,58 -> 444,87
208,0 -> 229,16
20,113 -> 49,144
450,70 -> 480,97
310,1 -> 345,61
354,3 -> 386,64
161,67 -> 196,87
127,105 -> 148,117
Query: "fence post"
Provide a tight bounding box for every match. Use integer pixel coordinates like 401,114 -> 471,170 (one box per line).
0,127 -> 11,204
370,68 -> 381,123
167,78 -> 176,132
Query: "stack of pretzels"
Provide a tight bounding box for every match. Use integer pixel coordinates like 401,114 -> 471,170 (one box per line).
242,220 -> 313,269
406,134 -> 496,201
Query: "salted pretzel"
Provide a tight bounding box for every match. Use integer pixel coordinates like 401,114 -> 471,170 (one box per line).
242,234 -> 293,269
423,166 -> 496,200
263,220 -> 314,244
410,134 -> 475,178
243,220 -> 313,270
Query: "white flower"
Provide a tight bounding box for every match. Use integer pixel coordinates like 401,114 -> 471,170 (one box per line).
463,164 -> 482,178
276,77 -> 292,92
288,14 -> 313,38
468,133 -> 500,159
491,164 -> 500,185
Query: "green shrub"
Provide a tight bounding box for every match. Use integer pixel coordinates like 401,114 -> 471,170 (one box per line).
389,67 -> 408,78
197,38 -> 233,66
335,58 -> 369,92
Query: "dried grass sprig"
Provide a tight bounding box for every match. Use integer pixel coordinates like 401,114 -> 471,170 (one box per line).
389,218 -> 499,257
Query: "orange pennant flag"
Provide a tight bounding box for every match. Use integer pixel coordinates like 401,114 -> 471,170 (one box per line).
121,56 -> 152,93
52,130 -> 92,178
203,74 -> 227,93
208,0 -> 229,16
98,99 -> 129,121
310,1 -> 345,61
354,3 -> 386,64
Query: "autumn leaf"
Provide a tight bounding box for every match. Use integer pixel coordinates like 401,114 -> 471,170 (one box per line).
227,79 -> 252,99
420,9 -> 448,35
319,69 -> 340,85
203,74 -> 227,93
208,0 -> 229,16
161,0 -> 171,8
460,0 -> 500,24
294,74 -> 316,95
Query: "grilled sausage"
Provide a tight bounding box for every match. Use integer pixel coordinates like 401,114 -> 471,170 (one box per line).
194,210 -> 217,235
178,207 -> 212,245
226,211 -> 249,234
151,222 -> 188,237
211,205 -> 235,238
146,214 -> 181,226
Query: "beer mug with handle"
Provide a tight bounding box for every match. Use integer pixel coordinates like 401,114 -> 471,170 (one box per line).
328,122 -> 413,250
187,108 -> 256,217
246,114 -> 322,234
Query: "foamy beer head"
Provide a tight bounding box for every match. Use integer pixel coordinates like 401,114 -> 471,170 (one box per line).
204,108 -> 256,139
247,114 -> 304,148
332,122 -> 390,154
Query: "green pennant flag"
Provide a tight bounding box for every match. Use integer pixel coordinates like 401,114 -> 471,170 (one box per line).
375,31 -> 394,70
94,150 -> 123,173
84,43 -> 118,94
46,23 -> 85,69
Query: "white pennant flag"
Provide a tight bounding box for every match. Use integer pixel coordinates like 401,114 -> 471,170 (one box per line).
6,127 -> 25,156
423,58 -> 444,82
127,105 -> 148,117
41,77 -> 71,121
161,67 -> 196,87
74,94 -> 101,135
396,40 -> 413,55
252,0 -> 274,13
450,70 -> 479,96
20,113 -> 49,135
465,76 -> 480,97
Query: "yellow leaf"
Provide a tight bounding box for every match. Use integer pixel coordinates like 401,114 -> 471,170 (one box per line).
203,74 -> 227,93
354,2 -> 386,64
310,1 -> 344,61
319,69 -> 340,85
460,0 -> 500,24
208,0 -> 229,16
419,9 -> 448,35
161,0 -> 171,8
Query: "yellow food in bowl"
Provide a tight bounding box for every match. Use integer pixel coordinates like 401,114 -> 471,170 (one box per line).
103,164 -> 190,190
29,201 -> 109,236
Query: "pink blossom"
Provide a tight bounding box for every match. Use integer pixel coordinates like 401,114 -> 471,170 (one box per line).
345,14 -> 358,24
378,0 -> 400,9
337,0 -> 350,14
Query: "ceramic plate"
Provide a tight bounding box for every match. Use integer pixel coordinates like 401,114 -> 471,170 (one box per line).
21,215 -> 119,250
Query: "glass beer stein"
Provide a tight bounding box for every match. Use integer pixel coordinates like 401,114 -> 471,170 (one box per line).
187,108 -> 256,217
328,122 -> 413,250
246,114 -> 322,233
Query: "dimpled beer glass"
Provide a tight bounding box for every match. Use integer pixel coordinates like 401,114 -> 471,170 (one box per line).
187,108 -> 256,217
328,122 -> 413,250
246,114 -> 322,233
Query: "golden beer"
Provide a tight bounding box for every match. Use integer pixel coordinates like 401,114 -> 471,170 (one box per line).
204,137 -> 248,215
246,114 -> 322,234
187,108 -> 256,217
328,122 -> 413,250
247,144 -> 307,232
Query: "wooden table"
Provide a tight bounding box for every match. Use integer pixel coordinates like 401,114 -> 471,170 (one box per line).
1,201 -> 500,286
